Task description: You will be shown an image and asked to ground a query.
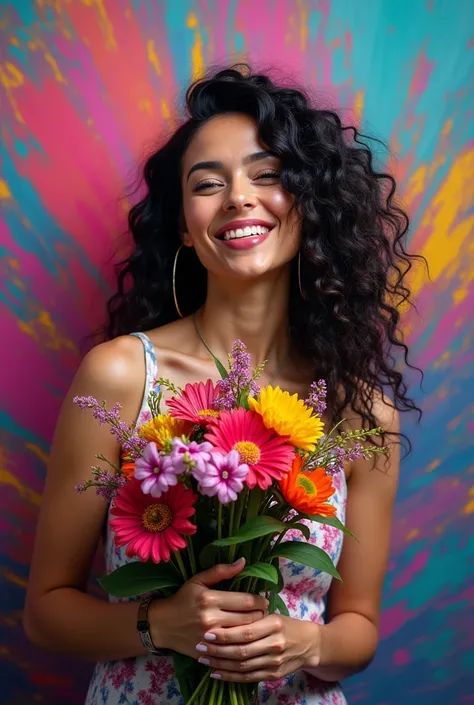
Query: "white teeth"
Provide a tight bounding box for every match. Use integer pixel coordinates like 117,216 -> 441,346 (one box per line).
222,225 -> 270,241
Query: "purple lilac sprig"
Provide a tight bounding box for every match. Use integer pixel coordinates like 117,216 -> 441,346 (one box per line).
73,396 -> 147,459
215,340 -> 260,411
76,467 -> 127,502
305,379 -> 327,416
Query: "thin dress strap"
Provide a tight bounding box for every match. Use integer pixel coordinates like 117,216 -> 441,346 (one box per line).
130,332 -> 160,420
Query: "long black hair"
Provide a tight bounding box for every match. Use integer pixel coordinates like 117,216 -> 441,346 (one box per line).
105,64 -> 422,439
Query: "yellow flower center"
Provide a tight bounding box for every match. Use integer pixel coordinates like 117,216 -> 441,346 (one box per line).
142,504 -> 172,532
198,408 -> 220,418
297,475 -> 317,495
233,441 -> 261,466
221,471 -> 229,480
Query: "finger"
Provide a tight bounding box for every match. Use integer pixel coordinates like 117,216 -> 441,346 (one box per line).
211,590 -> 269,613
203,614 -> 279,645
197,635 -> 281,667
214,609 -> 265,629
210,668 -> 283,683
191,558 -> 246,588
201,654 -> 282,674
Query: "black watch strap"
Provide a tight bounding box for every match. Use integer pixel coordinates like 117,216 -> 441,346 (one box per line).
137,596 -> 160,655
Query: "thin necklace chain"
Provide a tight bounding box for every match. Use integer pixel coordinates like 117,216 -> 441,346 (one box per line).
192,312 -> 289,386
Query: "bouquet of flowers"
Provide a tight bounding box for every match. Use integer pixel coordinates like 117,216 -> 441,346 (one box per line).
75,340 -> 387,705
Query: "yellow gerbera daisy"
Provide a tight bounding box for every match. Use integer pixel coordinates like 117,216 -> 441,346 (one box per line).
138,415 -> 191,449
248,385 -> 324,452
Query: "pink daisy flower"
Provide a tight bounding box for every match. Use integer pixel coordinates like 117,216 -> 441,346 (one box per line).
194,450 -> 249,504
110,479 -> 197,563
167,380 -> 220,425
205,408 -> 295,490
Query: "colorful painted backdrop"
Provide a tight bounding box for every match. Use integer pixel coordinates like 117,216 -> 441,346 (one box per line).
1,1 -> 473,704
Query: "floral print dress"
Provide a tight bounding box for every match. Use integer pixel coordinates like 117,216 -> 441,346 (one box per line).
84,333 -> 348,705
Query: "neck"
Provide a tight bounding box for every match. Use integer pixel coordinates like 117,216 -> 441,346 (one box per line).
197,269 -> 291,371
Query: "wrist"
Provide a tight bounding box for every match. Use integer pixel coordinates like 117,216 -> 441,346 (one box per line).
302,621 -> 322,669
147,596 -> 170,651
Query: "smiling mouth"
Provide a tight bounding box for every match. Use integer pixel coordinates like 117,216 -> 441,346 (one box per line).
217,225 -> 274,242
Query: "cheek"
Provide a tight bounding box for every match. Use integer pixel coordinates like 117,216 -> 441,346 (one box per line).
184,197 -> 219,236
267,190 -> 295,220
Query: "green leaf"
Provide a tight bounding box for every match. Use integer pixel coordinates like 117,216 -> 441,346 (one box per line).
272,593 -> 290,616
238,389 -> 250,410
269,541 -> 341,580
245,486 -> 265,520
231,562 -> 279,586
199,543 -> 220,571
300,513 -> 357,540
285,522 -> 311,541
98,561 -> 182,598
212,354 -> 228,379
212,515 -> 286,547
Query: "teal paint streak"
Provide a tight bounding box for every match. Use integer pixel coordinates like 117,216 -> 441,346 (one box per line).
164,0 -> 195,88
0,409 -> 49,449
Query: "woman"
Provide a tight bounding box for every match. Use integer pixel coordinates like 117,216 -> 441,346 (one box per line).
24,65 -> 419,705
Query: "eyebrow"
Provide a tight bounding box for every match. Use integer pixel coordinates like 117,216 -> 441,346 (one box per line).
186,150 -> 277,181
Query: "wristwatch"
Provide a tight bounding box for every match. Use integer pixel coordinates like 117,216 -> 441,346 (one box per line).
137,596 -> 161,655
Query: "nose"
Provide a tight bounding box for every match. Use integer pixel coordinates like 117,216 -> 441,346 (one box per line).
222,175 -> 257,213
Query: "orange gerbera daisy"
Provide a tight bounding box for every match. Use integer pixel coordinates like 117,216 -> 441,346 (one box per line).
279,454 -> 336,516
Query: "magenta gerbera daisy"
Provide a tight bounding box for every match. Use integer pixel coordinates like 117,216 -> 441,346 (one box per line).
110,479 -> 197,563
166,380 -> 220,424
205,408 -> 295,490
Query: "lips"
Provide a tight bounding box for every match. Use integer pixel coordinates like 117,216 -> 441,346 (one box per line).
214,219 -> 275,242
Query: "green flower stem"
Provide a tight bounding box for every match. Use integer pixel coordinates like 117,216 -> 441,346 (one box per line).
209,677 -> 218,703
186,535 -> 196,575
229,488 -> 248,563
215,680 -> 224,705
184,670 -> 210,705
229,683 -> 239,705
174,551 -> 189,582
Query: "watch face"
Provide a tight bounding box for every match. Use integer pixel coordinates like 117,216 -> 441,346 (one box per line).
136,619 -> 148,632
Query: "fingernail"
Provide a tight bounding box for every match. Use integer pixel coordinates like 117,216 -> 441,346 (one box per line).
231,557 -> 245,566
196,643 -> 208,653
204,632 -> 217,641
198,657 -> 211,666
210,672 -> 222,680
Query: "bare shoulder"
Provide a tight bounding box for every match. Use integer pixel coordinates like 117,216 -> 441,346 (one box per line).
74,335 -> 146,400
342,386 -> 400,435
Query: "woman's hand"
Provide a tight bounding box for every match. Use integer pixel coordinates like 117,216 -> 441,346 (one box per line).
149,558 -> 268,659
195,614 -> 321,683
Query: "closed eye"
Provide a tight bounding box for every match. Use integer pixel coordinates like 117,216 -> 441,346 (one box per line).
255,170 -> 280,180
193,180 -> 223,192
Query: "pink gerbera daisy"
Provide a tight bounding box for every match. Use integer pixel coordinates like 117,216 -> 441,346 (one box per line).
167,380 -> 220,424
205,408 -> 295,490
110,479 -> 197,563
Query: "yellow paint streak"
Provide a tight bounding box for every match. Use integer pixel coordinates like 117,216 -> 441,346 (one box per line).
26,443 -> 49,467
82,0 -> 117,49
10,36 -> 20,46
18,309 -> 79,354
138,98 -> 152,114
452,268 -> 473,304
296,0 -> 308,50
8,257 -> 20,269
442,118 -> 453,136
3,570 -> 28,590
44,51 -> 67,83
0,463 -> 42,506
404,164 -> 426,206
0,62 -> 25,123
354,90 -> 364,122
0,180 -> 12,199
463,499 -> 474,515
186,13 -> 204,80
410,150 -> 474,296
161,99 -> 170,120
147,39 -> 161,76
406,528 -> 419,541
426,459 -> 440,473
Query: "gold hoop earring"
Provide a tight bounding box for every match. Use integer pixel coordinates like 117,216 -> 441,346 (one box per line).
298,251 -> 305,299
172,244 -> 184,318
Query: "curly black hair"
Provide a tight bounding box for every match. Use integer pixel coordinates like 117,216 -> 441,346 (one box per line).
105,64 -> 422,444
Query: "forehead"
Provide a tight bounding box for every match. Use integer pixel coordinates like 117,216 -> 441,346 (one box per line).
183,113 -> 264,167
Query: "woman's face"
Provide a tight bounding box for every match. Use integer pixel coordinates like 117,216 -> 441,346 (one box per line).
181,113 -> 301,280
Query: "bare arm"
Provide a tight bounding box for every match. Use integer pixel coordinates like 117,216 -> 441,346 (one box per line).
23,337 -> 267,662
304,394 -> 400,681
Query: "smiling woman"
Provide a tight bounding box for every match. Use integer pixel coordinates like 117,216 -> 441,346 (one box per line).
24,65 -> 420,705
